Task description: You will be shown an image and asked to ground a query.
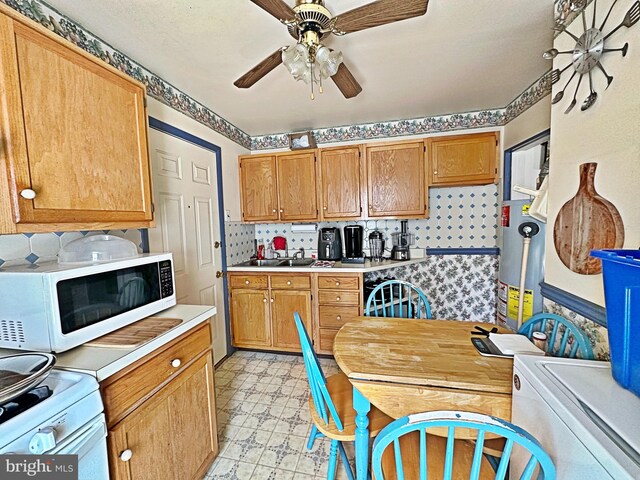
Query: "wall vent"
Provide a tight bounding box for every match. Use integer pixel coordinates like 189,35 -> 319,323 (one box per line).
0,319 -> 25,344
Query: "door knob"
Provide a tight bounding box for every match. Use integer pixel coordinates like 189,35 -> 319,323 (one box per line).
216,271 -> 224,278
20,188 -> 37,200
214,241 -> 221,249
120,449 -> 133,462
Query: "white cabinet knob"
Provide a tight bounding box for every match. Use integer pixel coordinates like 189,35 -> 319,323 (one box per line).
270,298 -> 274,303
280,209 -> 284,213
263,297 -> 267,303
335,282 -> 340,286
171,358 -> 181,368
336,297 -> 341,301
272,209 -> 277,213
20,188 -> 37,200
336,316 -> 341,321
245,280 -> 250,285
29,427 -> 56,454
323,206 -> 328,210
434,171 -> 438,175
120,449 -> 133,462
287,281 -> 291,285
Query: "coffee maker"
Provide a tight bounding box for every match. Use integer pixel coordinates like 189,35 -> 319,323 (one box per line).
342,225 -> 364,264
318,227 -> 342,260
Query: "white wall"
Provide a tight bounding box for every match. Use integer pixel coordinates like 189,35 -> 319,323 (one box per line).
146,98 -> 249,221
545,2 -> 640,306
503,97 -> 551,149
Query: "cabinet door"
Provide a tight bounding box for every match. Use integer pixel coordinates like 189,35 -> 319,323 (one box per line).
108,353 -> 217,480
427,132 -> 498,186
239,154 -> 279,222
366,142 -> 427,218
0,17 -> 152,226
230,289 -> 271,348
277,151 -> 318,221
271,289 -> 312,351
319,147 -> 362,219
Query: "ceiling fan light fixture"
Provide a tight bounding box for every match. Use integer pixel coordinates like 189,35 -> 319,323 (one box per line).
315,46 -> 343,78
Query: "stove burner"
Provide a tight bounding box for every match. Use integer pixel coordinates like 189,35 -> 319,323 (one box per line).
0,385 -> 52,424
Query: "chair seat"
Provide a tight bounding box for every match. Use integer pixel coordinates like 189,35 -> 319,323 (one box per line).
378,431 -> 494,480
309,372 -> 393,441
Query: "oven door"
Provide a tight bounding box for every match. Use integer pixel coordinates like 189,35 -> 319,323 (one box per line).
48,256 -> 176,352
52,414 -> 109,480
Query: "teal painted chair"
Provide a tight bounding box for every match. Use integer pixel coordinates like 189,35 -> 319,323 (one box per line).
294,312 -> 392,480
371,411 -> 556,480
518,313 -> 594,359
365,280 -> 432,319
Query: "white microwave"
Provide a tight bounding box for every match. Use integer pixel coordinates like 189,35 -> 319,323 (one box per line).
0,253 -> 176,352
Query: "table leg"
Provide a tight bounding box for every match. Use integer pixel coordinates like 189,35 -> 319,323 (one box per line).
353,386 -> 371,480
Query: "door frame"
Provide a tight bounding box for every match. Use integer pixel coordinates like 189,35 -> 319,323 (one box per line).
502,129 -> 550,201
147,116 -> 233,359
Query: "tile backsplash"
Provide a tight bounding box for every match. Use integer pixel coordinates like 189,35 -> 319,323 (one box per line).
253,184 -> 499,253
0,230 -> 145,267
224,222 -> 256,264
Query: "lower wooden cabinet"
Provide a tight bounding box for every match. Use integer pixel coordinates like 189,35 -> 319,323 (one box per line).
229,272 -> 362,355
104,323 -> 217,480
229,273 -> 312,353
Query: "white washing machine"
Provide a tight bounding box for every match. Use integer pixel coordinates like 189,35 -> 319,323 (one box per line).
510,355 -> 640,479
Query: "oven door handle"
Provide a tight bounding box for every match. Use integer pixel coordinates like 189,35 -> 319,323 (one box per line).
52,415 -> 107,459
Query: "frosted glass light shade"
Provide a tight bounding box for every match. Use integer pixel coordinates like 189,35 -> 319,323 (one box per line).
316,46 -> 343,78
282,43 -> 310,80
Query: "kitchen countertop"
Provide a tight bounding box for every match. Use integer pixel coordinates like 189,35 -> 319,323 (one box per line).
0,305 -> 216,382
227,257 -> 425,273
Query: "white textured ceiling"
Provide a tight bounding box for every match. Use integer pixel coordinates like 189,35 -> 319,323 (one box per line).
45,0 -> 554,136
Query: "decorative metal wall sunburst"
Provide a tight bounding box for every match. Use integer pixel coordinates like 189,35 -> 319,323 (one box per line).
545,0 -> 639,113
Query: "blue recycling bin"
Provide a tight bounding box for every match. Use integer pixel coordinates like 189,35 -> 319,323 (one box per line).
591,249 -> 640,396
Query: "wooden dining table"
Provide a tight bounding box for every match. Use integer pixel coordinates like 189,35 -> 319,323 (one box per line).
333,317 -> 514,480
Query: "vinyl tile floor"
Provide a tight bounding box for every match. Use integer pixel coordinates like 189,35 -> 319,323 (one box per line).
204,350 -> 356,480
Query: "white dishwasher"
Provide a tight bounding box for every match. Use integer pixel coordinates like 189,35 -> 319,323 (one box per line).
510,355 -> 640,479
0,370 -> 109,480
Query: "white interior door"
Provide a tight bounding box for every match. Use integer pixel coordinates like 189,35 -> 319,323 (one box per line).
147,128 -> 226,363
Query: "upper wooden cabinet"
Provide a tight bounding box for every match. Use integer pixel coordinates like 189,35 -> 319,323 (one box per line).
426,132 -> 499,186
318,146 -> 363,220
239,150 -> 318,223
238,155 -> 279,222
366,141 -> 427,218
0,7 -> 153,233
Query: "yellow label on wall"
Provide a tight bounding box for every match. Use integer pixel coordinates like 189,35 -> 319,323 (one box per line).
522,204 -> 531,216
507,285 -> 533,320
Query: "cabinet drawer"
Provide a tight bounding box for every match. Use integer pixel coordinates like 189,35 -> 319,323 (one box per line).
318,275 -> 360,291
318,306 -> 361,328
230,274 -> 269,289
318,290 -> 360,306
318,328 -> 339,354
270,274 -> 311,290
102,322 -> 211,427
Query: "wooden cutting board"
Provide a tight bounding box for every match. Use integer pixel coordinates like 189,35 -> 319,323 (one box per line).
85,317 -> 182,348
553,162 -> 624,275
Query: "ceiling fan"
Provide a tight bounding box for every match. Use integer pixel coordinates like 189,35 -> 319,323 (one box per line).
234,0 -> 430,99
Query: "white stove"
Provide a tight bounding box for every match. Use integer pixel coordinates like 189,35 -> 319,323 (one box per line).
0,369 -> 109,480
511,355 -> 640,479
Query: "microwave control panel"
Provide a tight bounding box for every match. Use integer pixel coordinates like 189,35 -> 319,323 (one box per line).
159,260 -> 174,298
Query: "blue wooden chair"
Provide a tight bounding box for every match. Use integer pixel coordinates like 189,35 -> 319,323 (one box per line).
518,313 -> 594,359
365,280 -> 432,319
372,411 -> 556,480
294,312 -> 392,480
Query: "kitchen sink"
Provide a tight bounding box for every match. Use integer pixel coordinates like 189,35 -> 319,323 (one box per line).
278,258 -> 315,267
233,258 -> 315,267
235,259 -> 283,267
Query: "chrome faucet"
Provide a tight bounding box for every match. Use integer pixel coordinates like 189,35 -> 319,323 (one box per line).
293,248 -> 305,259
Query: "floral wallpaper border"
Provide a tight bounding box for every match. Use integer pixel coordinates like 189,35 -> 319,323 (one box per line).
251,71 -> 553,150
2,0 -> 553,152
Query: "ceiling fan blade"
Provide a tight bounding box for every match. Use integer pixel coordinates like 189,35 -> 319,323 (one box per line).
234,49 -> 283,89
250,0 -> 296,22
331,63 -> 362,99
333,0 -> 429,34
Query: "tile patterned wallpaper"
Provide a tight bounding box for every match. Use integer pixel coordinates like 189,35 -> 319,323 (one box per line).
225,222 -> 256,265
0,230 -> 144,267
253,184 -> 500,253
543,298 -> 610,361
365,255 -> 500,322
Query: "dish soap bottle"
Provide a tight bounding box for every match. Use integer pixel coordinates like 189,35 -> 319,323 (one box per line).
265,241 -> 274,260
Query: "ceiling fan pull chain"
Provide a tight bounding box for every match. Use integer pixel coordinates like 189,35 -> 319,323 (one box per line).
310,62 -> 315,100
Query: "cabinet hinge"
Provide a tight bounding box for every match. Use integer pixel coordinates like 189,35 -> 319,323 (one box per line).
151,202 -> 155,213
143,97 -> 147,108
496,138 -> 499,146
424,145 -> 427,152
